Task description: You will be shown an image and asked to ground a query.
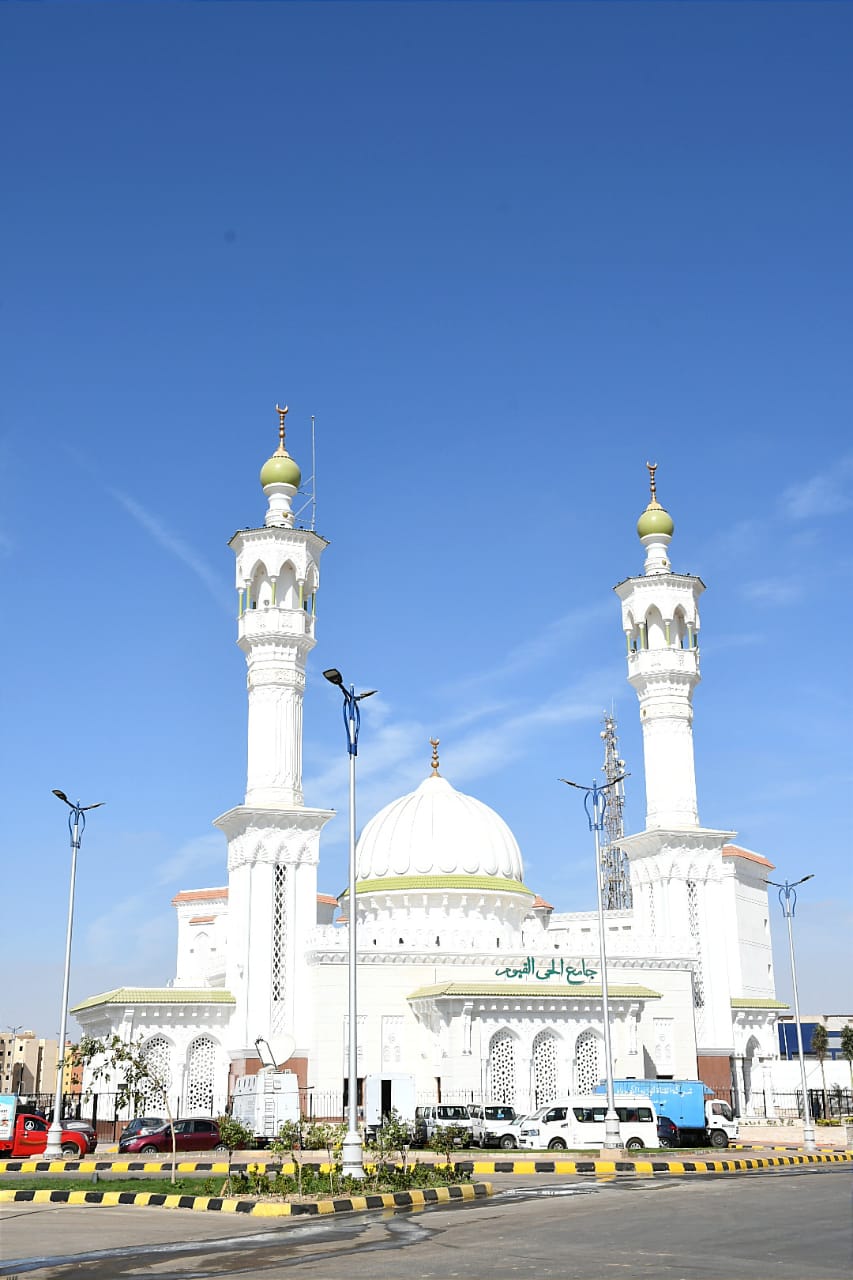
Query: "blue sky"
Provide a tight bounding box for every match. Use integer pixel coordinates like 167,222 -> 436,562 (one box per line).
2,2 -> 850,1039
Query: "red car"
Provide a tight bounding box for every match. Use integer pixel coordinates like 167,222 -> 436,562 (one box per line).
0,1113 -> 97,1160
118,1118 -> 229,1155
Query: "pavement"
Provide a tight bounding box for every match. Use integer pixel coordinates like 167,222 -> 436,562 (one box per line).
0,1147 -> 850,1218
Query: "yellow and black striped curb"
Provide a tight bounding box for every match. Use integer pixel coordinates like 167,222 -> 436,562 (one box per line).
455,1152 -> 853,1176
0,1181 -> 491,1215
1,1152 -> 849,1178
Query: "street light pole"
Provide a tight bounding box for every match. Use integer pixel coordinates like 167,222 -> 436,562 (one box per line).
768,874 -> 816,1153
44,791 -> 103,1159
561,775 -> 627,1151
323,669 -> 376,1180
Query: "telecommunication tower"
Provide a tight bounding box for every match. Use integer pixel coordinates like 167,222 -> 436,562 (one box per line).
599,712 -> 632,910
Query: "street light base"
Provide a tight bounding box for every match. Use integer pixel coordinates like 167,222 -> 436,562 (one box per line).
44,1121 -> 65,1161
802,1123 -> 817,1154
341,1130 -> 365,1179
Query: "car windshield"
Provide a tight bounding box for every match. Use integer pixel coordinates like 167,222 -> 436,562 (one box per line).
439,1107 -> 469,1120
485,1107 -> 515,1121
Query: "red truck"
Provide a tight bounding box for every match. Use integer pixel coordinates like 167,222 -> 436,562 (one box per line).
0,1113 -> 97,1160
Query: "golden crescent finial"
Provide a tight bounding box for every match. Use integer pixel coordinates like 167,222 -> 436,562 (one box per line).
275,404 -> 289,453
646,460 -> 660,506
429,738 -> 440,776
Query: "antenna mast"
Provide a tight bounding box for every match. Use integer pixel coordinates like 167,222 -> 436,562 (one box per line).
293,413 -> 318,531
599,711 -> 632,910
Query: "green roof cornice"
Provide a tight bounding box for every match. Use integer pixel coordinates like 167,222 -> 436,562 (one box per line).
408,982 -> 662,1000
351,875 -> 534,897
731,998 -> 789,1010
71,988 -> 235,1013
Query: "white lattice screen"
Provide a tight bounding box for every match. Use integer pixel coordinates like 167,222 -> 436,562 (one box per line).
488,1031 -> 516,1105
532,1031 -> 559,1106
574,1030 -> 601,1094
185,1036 -> 216,1114
139,1036 -> 171,1109
686,880 -> 704,1007
271,865 -> 287,1033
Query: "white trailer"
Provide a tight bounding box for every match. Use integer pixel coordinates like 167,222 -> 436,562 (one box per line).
230,1069 -> 300,1146
364,1073 -> 416,1135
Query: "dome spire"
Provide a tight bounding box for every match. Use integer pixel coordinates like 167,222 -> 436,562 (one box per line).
260,402 -> 302,527
430,737 -> 441,777
275,403 -> 289,453
636,460 -> 674,574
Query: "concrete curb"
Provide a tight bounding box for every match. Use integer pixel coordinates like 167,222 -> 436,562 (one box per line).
0,1181 -> 492,1216
1,1152 -> 849,1178
456,1152 -> 853,1176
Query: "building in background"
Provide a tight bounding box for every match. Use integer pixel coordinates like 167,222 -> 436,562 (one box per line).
0,1031 -> 78,1103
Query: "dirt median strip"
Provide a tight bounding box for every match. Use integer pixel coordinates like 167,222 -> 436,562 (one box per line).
0,1182 -> 492,1215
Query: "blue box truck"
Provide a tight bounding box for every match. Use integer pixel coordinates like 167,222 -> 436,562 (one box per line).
595,1079 -> 738,1148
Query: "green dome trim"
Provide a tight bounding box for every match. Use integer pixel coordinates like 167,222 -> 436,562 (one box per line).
348,875 -> 535,897
637,504 -> 674,538
260,453 -> 302,488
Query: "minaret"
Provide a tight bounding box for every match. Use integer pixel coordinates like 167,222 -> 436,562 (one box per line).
613,464 -> 704,830
215,407 -> 333,1064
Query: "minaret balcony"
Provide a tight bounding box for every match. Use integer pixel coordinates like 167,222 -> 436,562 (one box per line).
238,606 -> 315,645
627,646 -> 699,679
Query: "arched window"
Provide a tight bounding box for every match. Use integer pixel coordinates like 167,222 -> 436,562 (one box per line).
139,1036 -> 172,1110
645,605 -> 667,649
574,1030 -> 601,1094
185,1036 -> 216,1115
532,1030 -> 559,1106
487,1030 -> 516,1105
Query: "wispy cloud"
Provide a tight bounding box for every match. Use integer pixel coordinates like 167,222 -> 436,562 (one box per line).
109,488 -> 232,612
440,601 -> 612,697
740,578 -> 802,605
781,454 -> 853,521
155,833 -> 224,887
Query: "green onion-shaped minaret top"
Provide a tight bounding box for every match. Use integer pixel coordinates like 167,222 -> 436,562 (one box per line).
636,461 -> 674,537
260,404 -> 302,489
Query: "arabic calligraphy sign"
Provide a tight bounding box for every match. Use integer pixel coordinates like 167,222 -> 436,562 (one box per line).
494,957 -> 598,985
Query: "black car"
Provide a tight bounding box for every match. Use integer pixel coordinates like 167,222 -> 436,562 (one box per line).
656,1115 -> 680,1148
118,1116 -> 166,1143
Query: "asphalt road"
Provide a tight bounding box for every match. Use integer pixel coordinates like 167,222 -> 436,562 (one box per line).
1,1166 -> 851,1279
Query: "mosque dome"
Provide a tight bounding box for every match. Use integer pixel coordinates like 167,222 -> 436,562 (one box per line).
356,747 -> 525,887
260,404 -> 302,489
636,461 -> 674,538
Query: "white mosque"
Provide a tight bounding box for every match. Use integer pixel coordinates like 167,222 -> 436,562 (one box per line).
73,410 -> 787,1121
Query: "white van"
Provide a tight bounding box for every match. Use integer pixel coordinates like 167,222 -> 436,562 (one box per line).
517,1094 -> 658,1151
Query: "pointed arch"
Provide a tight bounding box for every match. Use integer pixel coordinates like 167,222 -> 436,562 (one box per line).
573,1028 -> 602,1094
138,1035 -> 173,1110
532,1029 -> 561,1106
487,1029 -> 517,1105
185,1036 -> 217,1115
645,604 -> 667,649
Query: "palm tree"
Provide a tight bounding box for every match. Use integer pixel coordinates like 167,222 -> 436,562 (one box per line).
839,1024 -> 853,1102
810,1023 -> 829,1121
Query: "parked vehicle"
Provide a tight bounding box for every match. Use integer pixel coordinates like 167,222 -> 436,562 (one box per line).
518,1095 -> 658,1150
412,1105 -> 473,1147
364,1073 -> 416,1140
468,1104 -> 521,1149
230,1069 -> 299,1146
656,1115 -> 680,1148
118,1118 -> 229,1155
594,1080 -> 737,1148
0,1113 -> 97,1159
119,1117 -> 166,1143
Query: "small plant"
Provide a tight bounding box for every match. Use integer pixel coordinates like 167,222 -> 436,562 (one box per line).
270,1119 -> 303,1194
811,1024 -> 830,1120
428,1125 -> 467,1174
214,1115 -> 255,1194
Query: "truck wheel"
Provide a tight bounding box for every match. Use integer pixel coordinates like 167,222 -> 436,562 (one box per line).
709,1129 -> 728,1148
499,1134 -> 516,1150
61,1143 -> 81,1159
547,1137 -> 567,1150
626,1138 -> 645,1150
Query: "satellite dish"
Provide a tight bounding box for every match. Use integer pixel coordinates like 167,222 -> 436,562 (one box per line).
255,1033 -> 296,1070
